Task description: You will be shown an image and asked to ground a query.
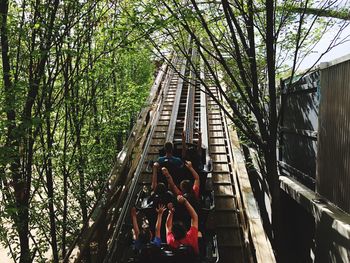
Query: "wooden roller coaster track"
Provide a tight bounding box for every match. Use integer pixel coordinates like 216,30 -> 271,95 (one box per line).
64,51 -> 275,263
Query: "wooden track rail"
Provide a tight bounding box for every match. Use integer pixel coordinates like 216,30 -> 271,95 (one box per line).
205,75 -> 247,262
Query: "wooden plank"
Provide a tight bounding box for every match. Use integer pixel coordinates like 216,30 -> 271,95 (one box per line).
209,138 -> 226,145
228,125 -> 276,263
209,131 -> 224,138
210,153 -> 228,163
217,227 -> 243,247
214,184 -> 235,196
214,211 -> 240,227
208,119 -> 223,125
212,173 -> 231,184
212,163 -> 230,172
215,196 -> 237,211
151,138 -> 166,146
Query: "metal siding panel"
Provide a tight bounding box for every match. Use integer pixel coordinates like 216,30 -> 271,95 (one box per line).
279,71 -> 319,189
318,60 -> 350,214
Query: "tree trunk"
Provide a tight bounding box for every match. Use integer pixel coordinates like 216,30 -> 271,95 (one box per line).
62,50 -> 71,259
77,136 -> 88,222
0,1 -> 30,262
265,0 -> 280,257
263,143 -> 281,260
62,106 -> 69,258
44,102 -> 59,263
17,203 -> 30,263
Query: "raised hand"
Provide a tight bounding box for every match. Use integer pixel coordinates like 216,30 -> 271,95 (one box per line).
156,204 -> 166,215
155,204 -> 166,238
185,160 -> 193,169
167,202 -> 175,212
161,167 -> 170,178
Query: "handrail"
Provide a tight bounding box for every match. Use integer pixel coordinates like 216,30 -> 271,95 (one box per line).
165,56 -> 187,143
166,35 -> 193,143
199,54 -> 210,171
184,46 -> 197,143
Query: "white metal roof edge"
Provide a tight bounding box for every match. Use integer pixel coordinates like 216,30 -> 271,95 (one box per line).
319,53 -> 350,69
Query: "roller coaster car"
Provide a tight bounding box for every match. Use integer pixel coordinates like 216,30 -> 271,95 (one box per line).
128,244 -> 199,263
129,142 -> 218,263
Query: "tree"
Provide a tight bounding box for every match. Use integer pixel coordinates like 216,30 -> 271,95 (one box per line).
0,0 -> 154,261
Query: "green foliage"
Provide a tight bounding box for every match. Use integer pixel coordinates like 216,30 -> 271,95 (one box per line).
0,0 -> 155,261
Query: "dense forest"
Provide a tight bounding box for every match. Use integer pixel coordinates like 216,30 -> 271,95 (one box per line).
0,0 -> 349,262
0,1 -> 154,262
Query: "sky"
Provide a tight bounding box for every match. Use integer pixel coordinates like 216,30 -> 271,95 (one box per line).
296,0 -> 350,71
298,24 -> 350,71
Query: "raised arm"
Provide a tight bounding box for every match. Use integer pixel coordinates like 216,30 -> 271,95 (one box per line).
155,204 -> 166,239
166,202 -> 175,235
162,167 -> 182,196
131,207 -> 139,239
197,131 -> 202,155
151,162 -> 160,191
177,195 -> 198,229
185,161 -> 200,188
181,130 -> 187,159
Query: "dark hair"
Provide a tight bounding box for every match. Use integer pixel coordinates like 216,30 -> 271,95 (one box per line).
180,180 -> 192,194
138,228 -> 152,244
154,183 -> 166,196
164,142 -> 173,154
172,221 -> 186,240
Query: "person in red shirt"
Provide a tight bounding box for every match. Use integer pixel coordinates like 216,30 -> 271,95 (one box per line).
166,195 -> 199,254
162,161 -> 200,200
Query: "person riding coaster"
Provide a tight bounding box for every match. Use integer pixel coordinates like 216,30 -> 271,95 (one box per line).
162,161 -> 200,201
127,130 -> 217,263
152,129 -> 203,186
152,140 -> 187,186
181,129 -> 204,171
166,196 -> 202,255
155,141 -> 184,168
161,162 -> 201,230
130,197 -> 201,263
131,205 -> 166,251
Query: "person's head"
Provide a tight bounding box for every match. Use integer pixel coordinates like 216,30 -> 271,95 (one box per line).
138,228 -> 152,244
180,180 -> 192,194
164,142 -> 173,155
154,182 -> 166,196
172,221 -> 186,240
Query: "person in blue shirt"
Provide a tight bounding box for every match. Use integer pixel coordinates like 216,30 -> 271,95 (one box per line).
152,141 -> 184,191
157,141 -> 183,167
131,205 -> 166,251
